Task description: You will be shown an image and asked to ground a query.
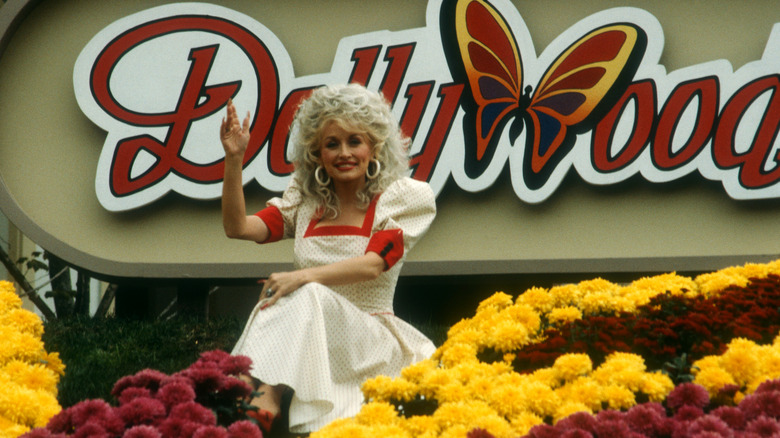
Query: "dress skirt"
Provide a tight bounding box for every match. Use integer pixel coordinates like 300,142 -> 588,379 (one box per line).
231,282 -> 436,432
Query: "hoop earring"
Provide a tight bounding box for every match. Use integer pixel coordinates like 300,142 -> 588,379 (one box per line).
315,165 -> 331,187
366,159 -> 381,180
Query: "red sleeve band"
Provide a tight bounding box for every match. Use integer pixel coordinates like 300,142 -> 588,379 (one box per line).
366,229 -> 404,270
254,206 -> 284,243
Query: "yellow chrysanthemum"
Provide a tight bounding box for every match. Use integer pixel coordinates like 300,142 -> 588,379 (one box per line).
1,360 -> 58,394
516,287 -> 553,313
400,358 -> 436,383
510,411 -> 544,437
521,380 -> 561,418
401,415 -> 440,438
40,351 -> 65,376
355,401 -> 399,426
601,384 -> 637,410
639,373 -> 674,402
548,284 -> 582,308
0,308 -> 44,338
578,278 -> 619,295
486,320 -> 530,352
693,365 -> 738,398
553,401 -> 591,423
362,375 -> 410,403
556,377 -> 602,411
438,342 -> 478,368
552,354 -> 592,382
0,281 -> 22,315
476,292 -> 514,313
547,306 -> 582,326
0,327 -> 45,365
718,338 -> 762,386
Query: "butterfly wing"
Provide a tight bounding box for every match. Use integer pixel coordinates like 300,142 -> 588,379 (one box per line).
523,23 -> 646,189
441,0 -> 523,178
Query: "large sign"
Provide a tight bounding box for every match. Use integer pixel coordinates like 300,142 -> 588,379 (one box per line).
74,0 -> 780,212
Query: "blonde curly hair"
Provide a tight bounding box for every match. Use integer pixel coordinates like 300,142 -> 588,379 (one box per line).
289,83 -> 410,219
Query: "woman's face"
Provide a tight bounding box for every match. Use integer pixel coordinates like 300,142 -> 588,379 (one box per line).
318,120 -> 374,189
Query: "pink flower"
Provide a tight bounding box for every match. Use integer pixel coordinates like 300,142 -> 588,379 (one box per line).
675,405 -> 706,422
133,369 -> 169,393
193,426 -> 230,438
556,412 -> 597,434
113,375 -> 138,398
745,415 -> 780,437
157,379 -> 197,410
711,406 -> 746,430
112,369 -> 168,398
65,399 -> 125,434
123,425 -> 163,438
755,379 -> 780,395
218,355 -> 252,376
625,404 -> 666,437
157,418 -> 202,438
595,410 -> 625,422
667,383 -> 711,412
218,376 -> 253,400
45,408 -> 74,434
198,350 -> 231,365
526,424 -> 560,438
168,401 -> 217,426
593,420 -> 632,437
118,397 -> 166,426
226,420 -> 263,438
185,366 -> 225,394
118,387 -> 153,406
70,400 -> 114,427
740,391 -> 780,421
687,415 -> 732,437
72,421 -> 110,438
559,430 -> 593,438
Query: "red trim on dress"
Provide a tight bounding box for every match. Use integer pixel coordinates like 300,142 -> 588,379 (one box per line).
254,205 -> 284,243
303,195 -> 379,238
365,229 -> 404,270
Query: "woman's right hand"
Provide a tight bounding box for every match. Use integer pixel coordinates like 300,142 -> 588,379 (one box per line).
220,99 -> 251,160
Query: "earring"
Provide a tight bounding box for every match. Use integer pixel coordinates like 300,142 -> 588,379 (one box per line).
366,159 -> 381,180
315,165 -> 331,186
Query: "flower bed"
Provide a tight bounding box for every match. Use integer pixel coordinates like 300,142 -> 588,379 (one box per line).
23,350 -> 263,437
311,260 -> 780,437
0,280 -> 63,438
13,260 -> 780,437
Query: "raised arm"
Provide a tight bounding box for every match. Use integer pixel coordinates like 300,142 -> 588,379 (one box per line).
220,100 -> 270,242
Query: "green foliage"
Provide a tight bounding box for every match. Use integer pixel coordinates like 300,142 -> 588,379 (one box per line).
42,316 -> 244,407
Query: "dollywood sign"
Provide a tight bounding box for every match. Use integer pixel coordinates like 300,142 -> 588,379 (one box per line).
74,0 -> 780,212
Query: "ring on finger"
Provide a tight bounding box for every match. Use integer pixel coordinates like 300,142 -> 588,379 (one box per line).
265,288 -> 274,297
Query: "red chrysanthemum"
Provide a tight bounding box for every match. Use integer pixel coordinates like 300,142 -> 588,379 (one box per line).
226,420 -> 263,438
118,397 -> 166,426
123,425 -> 163,438
667,383 -> 711,411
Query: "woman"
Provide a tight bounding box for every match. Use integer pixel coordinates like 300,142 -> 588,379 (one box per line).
219,83 -> 437,434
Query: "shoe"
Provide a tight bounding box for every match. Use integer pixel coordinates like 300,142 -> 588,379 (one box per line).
246,408 -> 276,434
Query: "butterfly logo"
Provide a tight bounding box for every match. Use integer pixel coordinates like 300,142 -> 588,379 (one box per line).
440,0 -> 647,189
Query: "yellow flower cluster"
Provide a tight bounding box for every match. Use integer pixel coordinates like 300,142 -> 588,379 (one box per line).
693,334 -> 780,404
311,259 -> 780,438
0,280 -> 63,438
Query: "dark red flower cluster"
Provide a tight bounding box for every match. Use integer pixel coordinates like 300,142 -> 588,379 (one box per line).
505,275 -> 780,375
466,380 -> 780,438
22,350 -> 262,438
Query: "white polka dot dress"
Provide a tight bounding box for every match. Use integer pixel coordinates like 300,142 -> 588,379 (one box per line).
231,177 -> 437,433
